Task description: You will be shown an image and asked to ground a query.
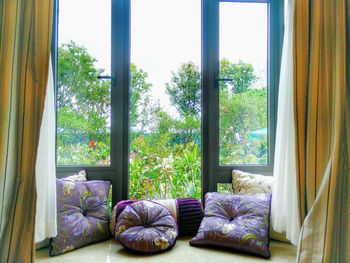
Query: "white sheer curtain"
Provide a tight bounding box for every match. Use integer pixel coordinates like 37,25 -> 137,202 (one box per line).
271,0 -> 300,245
35,59 -> 57,242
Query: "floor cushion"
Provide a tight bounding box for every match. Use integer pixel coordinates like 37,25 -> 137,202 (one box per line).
190,192 -> 271,258
232,170 -> 289,243
111,198 -> 202,237
115,200 -> 178,253
50,179 -> 111,256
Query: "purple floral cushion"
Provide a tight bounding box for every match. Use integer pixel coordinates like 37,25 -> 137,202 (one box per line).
115,200 -> 178,253
110,198 -> 202,237
50,179 -> 111,256
190,192 -> 271,258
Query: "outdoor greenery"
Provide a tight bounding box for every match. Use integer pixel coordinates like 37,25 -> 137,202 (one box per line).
57,41 -> 267,199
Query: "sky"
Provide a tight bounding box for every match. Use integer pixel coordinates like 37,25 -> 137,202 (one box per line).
58,0 -> 267,117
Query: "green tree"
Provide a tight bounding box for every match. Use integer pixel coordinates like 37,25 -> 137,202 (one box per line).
166,62 -> 201,118
57,41 -> 152,164
130,63 -> 152,131
220,59 -> 257,93
57,41 -> 111,165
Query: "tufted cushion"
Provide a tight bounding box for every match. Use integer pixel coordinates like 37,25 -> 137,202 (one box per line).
231,170 -> 289,243
50,179 -> 111,256
111,198 -> 202,237
115,201 -> 178,253
190,192 -> 271,258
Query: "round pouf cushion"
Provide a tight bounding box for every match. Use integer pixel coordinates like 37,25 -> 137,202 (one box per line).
115,200 -> 178,253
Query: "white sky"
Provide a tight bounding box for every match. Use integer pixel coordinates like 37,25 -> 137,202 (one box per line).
58,0 -> 267,117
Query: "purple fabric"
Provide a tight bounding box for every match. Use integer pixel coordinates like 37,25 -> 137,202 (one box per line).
50,179 -> 111,256
176,198 -> 203,236
116,200 -> 138,217
110,200 -> 137,236
115,201 -> 178,253
111,198 -> 202,237
190,192 -> 271,258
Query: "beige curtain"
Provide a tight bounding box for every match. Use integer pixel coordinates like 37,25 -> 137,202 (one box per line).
293,0 -> 350,262
0,0 -> 53,262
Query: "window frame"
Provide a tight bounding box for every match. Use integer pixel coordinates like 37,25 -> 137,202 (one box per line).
53,0 -> 129,206
53,0 -> 283,203
201,0 -> 284,194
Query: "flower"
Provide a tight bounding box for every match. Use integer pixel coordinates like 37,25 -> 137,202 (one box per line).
222,223 -> 236,234
89,140 -> 96,147
166,229 -> 177,239
115,225 -> 126,237
154,237 -> 169,249
62,245 -> 75,253
64,214 -> 76,223
73,226 -> 83,236
62,181 -> 75,196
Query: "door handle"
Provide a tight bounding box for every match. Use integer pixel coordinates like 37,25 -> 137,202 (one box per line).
216,78 -> 233,82
215,76 -> 233,89
97,75 -> 113,80
97,73 -> 116,85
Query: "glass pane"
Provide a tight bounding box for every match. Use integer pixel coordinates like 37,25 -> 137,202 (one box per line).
129,0 -> 201,199
217,183 -> 233,194
219,2 -> 268,165
57,0 -> 111,166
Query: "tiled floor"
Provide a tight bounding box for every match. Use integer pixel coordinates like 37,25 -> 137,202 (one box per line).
36,238 -> 297,263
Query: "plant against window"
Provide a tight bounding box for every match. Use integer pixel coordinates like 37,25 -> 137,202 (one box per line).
57,43 -> 267,198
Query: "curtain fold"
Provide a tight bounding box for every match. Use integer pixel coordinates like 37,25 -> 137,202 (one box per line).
293,0 -> 350,262
0,0 -> 53,262
35,58 -> 57,243
271,0 -> 301,246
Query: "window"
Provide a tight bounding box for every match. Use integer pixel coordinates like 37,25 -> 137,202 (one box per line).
202,0 -> 283,193
219,2 -> 268,165
54,0 -> 283,203
129,0 -> 202,200
56,0 -> 111,166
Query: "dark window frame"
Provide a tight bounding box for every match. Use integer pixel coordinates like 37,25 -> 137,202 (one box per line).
202,0 -> 284,194
53,0 -> 283,204
53,0 -> 127,206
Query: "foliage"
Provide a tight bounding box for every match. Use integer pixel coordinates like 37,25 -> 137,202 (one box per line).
129,134 -> 201,199
166,62 -> 201,118
130,63 -> 152,131
57,42 -> 153,165
220,59 -> 257,93
57,41 -> 110,165
57,42 -> 268,200
219,88 -> 267,164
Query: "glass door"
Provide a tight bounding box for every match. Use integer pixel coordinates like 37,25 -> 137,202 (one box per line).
128,0 -> 202,200
56,0 -> 112,167
203,0 -> 282,192
218,2 -> 269,166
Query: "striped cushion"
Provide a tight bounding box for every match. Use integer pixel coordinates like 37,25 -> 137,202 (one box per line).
176,198 -> 203,236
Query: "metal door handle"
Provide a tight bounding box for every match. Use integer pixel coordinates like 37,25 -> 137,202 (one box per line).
97,76 -> 113,80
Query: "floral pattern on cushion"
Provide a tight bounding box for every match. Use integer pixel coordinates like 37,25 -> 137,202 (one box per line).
50,179 -> 111,256
63,169 -> 87,181
115,200 -> 178,253
231,170 -> 289,243
190,192 -> 271,258
232,170 -> 273,194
